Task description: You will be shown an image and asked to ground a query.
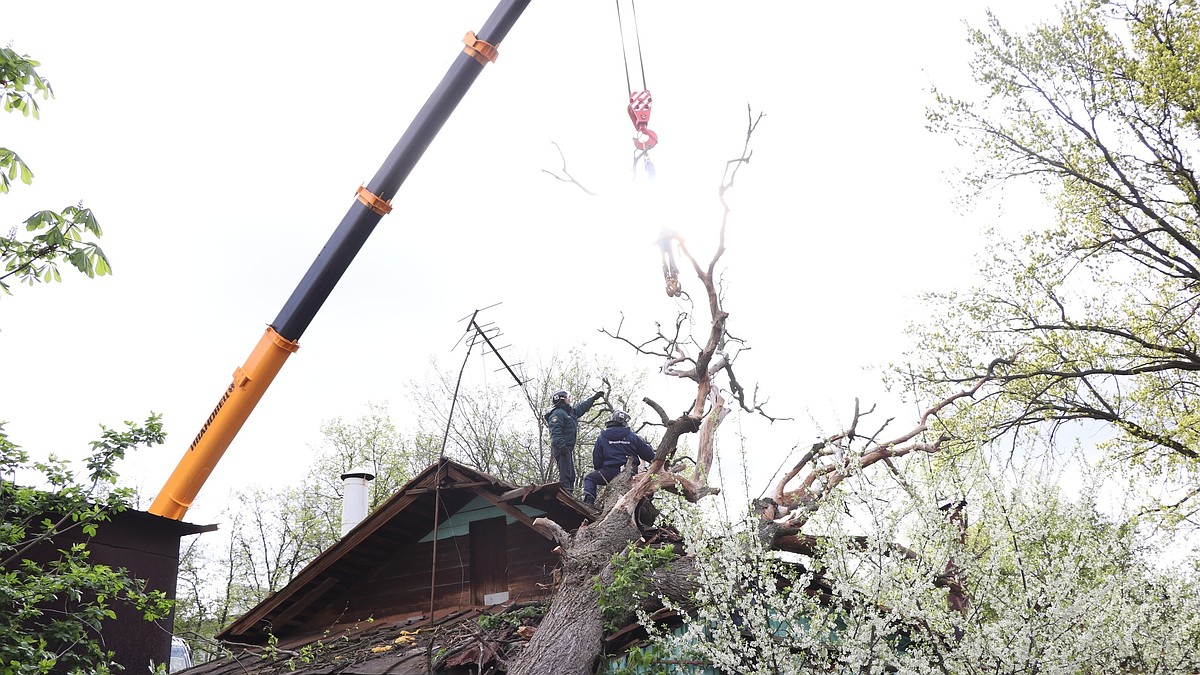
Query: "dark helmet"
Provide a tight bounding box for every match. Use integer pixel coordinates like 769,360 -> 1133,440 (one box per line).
551,390 -> 569,404
611,410 -> 631,426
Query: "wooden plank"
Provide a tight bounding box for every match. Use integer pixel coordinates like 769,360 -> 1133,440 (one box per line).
470,516 -> 508,606
301,579 -> 471,631
270,576 -> 340,630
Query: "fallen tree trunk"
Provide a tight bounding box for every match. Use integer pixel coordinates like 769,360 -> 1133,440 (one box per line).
510,471 -> 647,675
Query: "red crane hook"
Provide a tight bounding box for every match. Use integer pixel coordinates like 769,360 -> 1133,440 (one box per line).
628,90 -> 658,151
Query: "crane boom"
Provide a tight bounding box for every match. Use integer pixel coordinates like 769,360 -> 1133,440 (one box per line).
149,0 -> 532,520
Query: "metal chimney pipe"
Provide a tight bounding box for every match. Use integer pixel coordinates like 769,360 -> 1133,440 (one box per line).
340,468 -> 375,537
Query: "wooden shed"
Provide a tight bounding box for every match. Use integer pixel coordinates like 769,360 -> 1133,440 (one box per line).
217,458 -> 595,649
8,507 -> 214,672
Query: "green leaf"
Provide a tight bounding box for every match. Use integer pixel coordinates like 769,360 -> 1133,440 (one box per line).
92,250 -> 111,276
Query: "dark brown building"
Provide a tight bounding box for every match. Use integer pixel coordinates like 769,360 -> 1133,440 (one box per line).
214,459 -> 594,654
12,507 -> 214,672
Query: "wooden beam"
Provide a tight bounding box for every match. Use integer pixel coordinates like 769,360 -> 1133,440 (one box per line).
500,485 -> 536,501
471,489 -> 541,532
269,576 -> 340,630
406,481 -> 492,495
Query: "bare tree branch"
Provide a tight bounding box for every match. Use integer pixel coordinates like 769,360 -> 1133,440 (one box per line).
767,358 -> 1007,530
540,141 -> 596,196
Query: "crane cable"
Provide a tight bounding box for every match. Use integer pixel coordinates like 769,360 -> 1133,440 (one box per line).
617,0 -> 674,295
615,0 -> 647,94
615,0 -> 657,169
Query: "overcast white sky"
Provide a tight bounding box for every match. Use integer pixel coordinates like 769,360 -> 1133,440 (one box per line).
2,1 -> 1060,525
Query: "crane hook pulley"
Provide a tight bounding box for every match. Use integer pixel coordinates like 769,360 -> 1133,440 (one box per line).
628,90 -> 657,151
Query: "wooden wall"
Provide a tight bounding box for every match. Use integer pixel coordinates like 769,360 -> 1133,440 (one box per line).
8,509 -> 208,672
294,517 -> 561,638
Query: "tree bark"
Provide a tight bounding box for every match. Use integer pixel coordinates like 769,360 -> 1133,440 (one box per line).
510,473 -> 645,675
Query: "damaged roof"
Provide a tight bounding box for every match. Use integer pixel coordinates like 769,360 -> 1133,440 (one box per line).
185,603 -> 546,675
216,458 -> 594,649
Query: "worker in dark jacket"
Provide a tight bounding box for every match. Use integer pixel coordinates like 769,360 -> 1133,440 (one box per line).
545,388 -> 604,494
582,410 -> 655,508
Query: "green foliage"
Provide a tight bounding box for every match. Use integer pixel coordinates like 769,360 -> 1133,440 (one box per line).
259,631 -> 326,671
0,45 -> 109,299
0,46 -> 51,195
0,43 -> 167,674
0,417 -> 174,674
0,147 -> 33,194
604,644 -> 674,675
475,613 -> 514,631
917,0 -> 1200,521
2,199 -> 112,297
596,544 -> 675,632
0,47 -> 52,119
638,472 -> 1200,674
476,603 -> 544,630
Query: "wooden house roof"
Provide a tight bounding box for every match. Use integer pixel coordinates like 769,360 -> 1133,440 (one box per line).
217,458 -> 594,645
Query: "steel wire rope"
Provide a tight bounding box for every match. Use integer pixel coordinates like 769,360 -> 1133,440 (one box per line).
614,0 -> 648,93
426,311 -> 480,671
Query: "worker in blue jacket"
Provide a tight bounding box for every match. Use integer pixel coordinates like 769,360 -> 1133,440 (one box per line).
545,388 -> 604,494
582,410 -> 656,508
